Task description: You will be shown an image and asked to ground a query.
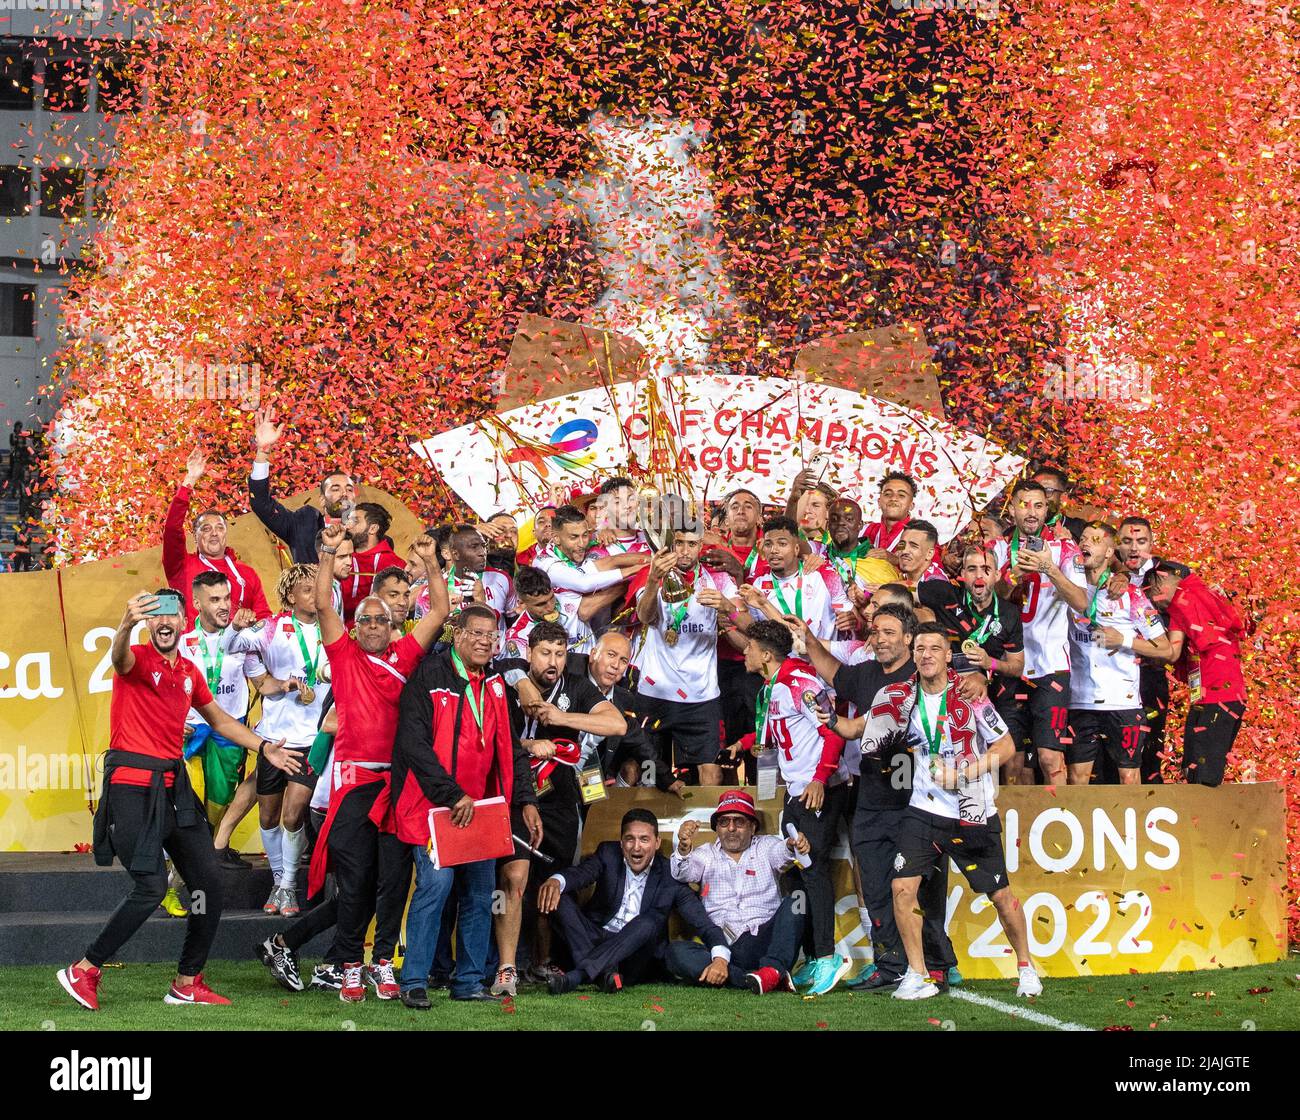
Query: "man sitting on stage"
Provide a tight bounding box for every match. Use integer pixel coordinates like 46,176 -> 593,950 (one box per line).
537,808 -> 727,994
665,789 -> 807,993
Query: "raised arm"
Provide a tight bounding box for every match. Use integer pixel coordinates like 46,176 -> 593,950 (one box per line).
111,593 -> 155,676
247,408 -> 298,544
163,449 -> 204,585
314,521 -> 347,644
410,537 -> 451,651
636,550 -> 676,626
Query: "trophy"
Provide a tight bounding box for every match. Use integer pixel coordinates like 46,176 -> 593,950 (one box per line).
638,488 -> 693,606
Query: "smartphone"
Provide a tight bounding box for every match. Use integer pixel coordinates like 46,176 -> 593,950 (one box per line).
1026,537 -> 1046,552
950,651 -> 978,674
813,688 -> 835,716
146,592 -> 183,617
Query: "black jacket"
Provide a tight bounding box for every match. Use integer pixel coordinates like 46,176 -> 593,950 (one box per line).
560,841 -> 726,947
248,470 -> 324,563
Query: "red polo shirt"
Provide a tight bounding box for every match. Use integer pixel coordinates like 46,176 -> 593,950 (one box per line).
110,643 -> 215,787
326,632 -> 426,770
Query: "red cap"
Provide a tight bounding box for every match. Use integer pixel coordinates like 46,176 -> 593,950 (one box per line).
710,789 -> 761,832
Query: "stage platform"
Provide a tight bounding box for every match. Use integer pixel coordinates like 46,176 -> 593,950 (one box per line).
0,853 -> 329,966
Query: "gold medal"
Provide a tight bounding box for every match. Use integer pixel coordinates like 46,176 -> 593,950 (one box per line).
961,639 -> 980,656
297,684 -> 316,705
665,628 -> 680,647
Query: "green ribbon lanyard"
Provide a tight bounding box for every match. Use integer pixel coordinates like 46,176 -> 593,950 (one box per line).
771,564 -> 804,619
828,542 -> 866,588
963,589 -> 1000,644
1087,569 -> 1112,625
291,617 -> 321,687
667,566 -> 699,632
743,542 -> 760,577
197,628 -> 225,693
754,680 -> 774,747
547,543 -> 583,571
450,648 -> 484,732
917,687 -> 948,764
1009,528 -> 1021,570
445,564 -> 458,596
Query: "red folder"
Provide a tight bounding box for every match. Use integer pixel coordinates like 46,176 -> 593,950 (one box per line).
427,796 -> 513,869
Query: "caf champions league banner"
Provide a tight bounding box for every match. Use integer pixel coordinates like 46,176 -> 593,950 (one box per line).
586,786 -> 1287,978
411,375 -> 1026,542
0,487 -> 423,853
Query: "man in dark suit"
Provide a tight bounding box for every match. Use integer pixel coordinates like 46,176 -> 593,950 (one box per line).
537,808 -> 728,994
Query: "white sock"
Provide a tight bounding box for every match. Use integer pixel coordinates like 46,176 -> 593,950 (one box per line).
279,826 -> 306,889
260,827 -> 284,882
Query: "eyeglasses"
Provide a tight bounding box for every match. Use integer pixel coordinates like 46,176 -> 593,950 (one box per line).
462,630 -> 498,643
355,614 -> 389,625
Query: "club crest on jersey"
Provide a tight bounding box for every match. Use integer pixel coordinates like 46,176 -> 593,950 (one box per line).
556,694 -> 571,712
388,651 -> 398,663
183,678 -> 193,694
893,853 -> 905,872
490,680 -> 504,697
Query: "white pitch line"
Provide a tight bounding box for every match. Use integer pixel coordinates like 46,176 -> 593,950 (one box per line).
948,988 -> 1094,1031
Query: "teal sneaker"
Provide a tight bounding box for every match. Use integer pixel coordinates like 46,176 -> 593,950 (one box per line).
790,957 -> 818,988
947,966 -> 964,987
806,955 -> 851,997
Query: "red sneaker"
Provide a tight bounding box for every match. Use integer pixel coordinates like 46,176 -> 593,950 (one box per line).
366,959 -> 401,1000
57,962 -> 101,1010
745,966 -> 781,994
164,973 -> 232,1005
340,962 -> 366,1003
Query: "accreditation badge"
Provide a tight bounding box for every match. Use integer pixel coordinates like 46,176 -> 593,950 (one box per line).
579,763 -> 607,805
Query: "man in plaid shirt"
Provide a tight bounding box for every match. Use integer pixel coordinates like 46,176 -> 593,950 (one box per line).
664,790 -> 808,994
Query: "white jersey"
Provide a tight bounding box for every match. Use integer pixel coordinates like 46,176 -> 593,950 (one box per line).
637,567 -> 737,704
908,688 -> 1009,822
989,536 -> 1087,678
482,568 -> 514,623
760,660 -> 847,796
229,612 -> 331,748
589,531 -> 652,559
749,565 -> 844,640
179,624 -> 251,728
534,547 -> 626,655
1068,583 -> 1166,710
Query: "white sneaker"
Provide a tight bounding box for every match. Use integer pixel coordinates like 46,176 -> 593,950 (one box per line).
892,969 -> 940,1001
1016,966 -> 1043,998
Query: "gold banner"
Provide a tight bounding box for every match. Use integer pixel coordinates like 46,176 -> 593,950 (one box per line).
584,783 -> 1287,978
0,487 -> 423,852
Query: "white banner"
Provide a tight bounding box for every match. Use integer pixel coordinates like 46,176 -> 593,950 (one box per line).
412,375 -> 1025,542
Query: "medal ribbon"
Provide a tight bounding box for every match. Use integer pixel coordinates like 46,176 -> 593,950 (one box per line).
754,679 -> 774,746
450,648 -> 485,733
196,627 -> 225,693
963,589 -> 1000,645
771,564 -> 804,619
1087,569 -> 1112,625
291,617 -> 321,687
917,686 -> 948,763
666,565 -> 699,633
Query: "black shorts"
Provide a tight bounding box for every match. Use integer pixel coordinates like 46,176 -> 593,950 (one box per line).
895,808 -> 1009,897
1069,708 -> 1144,769
637,694 -> 722,768
717,657 -> 762,743
534,796 -> 580,873
255,743 -> 316,796
1183,701 -> 1245,787
501,803 -> 536,868
999,671 -> 1071,756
